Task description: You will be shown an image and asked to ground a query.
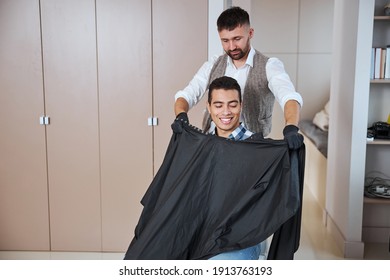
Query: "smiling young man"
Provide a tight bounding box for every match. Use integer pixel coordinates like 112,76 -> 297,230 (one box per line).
207,76 -> 253,140
206,77 -> 267,260
174,6 -> 304,149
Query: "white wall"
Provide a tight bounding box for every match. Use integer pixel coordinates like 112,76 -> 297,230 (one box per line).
208,1 -> 224,60
326,0 -> 374,258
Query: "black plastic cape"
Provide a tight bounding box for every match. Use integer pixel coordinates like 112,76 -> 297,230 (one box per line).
124,122 -> 305,260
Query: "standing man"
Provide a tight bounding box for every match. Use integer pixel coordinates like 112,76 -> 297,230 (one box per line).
174,6 -> 303,149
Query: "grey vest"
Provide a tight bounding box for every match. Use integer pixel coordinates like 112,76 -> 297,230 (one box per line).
202,50 -> 275,136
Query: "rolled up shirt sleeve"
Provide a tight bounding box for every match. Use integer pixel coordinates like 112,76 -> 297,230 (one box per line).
266,57 -> 303,111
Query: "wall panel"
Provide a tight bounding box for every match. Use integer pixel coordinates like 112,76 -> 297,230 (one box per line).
96,0 -> 153,251
41,0 -> 102,251
0,0 -> 50,251
152,0 -> 208,172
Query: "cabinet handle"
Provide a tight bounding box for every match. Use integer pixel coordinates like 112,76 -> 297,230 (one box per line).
39,115 -> 50,125
147,117 -> 158,126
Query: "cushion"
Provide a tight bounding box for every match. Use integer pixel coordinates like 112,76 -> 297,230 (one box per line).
312,100 -> 329,131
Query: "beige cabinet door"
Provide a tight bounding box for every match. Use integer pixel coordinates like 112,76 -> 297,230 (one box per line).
0,0 -> 208,252
152,0 -> 208,172
0,0 -> 50,250
96,0 -> 153,252
40,0 -> 102,251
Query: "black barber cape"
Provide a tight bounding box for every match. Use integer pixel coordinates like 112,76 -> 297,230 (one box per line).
124,122 -> 305,260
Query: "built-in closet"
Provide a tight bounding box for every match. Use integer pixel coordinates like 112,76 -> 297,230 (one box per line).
0,0 -> 207,252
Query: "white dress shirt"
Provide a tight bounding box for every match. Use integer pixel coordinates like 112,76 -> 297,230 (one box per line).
175,47 -> 303,111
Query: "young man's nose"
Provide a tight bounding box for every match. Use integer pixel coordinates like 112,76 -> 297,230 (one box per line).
222,107 -> 231,115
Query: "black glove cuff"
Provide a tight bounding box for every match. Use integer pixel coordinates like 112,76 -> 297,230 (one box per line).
283,124 -> 299,135
176,112 -> 189,123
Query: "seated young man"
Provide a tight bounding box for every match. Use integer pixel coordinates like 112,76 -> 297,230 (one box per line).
124,75 -> 302,260
206,76 -> 267,260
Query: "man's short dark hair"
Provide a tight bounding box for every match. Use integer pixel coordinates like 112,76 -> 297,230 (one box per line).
208,76 -> 242,104
217,6 -> 250,32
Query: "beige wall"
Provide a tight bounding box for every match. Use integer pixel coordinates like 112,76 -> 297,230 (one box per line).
250,0 -> 334,139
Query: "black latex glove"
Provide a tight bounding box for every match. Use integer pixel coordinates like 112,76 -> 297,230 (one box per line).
171,112 -> 189,134
283,125 -> 304,150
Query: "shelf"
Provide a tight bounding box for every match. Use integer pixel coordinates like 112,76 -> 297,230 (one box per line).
367,139 -> 390,145
370,78 -> 390,83
364,196 -> 390,204
374,16 -> 390,20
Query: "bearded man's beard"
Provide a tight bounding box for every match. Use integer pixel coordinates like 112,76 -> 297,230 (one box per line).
226,39 -> 250,61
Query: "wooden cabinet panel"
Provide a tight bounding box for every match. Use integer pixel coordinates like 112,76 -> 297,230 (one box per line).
96,0 -> 153,251
0,0 -> 208,252
0,0 -> 50,250
152,0 -> 208,172
40,0 -> 101,251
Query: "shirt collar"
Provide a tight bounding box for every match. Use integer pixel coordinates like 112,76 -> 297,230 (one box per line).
226,46 -> 255,69
211,123 -> 253,141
